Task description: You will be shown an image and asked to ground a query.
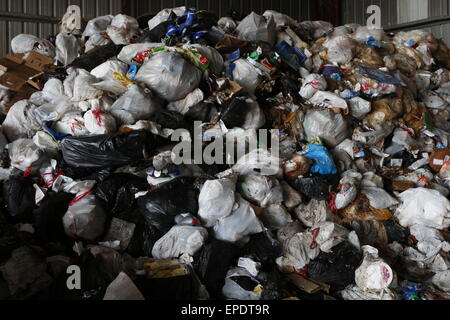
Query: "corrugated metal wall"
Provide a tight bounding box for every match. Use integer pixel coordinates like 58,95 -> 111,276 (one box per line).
0,0 -> 122,57
341,0 -> 450,45
126,0 -> 313,22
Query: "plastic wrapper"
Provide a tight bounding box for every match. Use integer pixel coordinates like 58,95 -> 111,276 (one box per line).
135,51 -> 202,102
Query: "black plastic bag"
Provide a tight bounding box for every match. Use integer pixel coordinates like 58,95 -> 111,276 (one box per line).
3,177 -> 36,223
185,101 -> 219,123
241,231 -> 281,270
384,220 -> 410,244
307,241 -> 362,291
33,192 -> 75,245
137,177 -> 200,234
0,230 -> 34,264
126,215 -> 162,257
193,239 -> 240,298
289,174 -> 335,201
61,130 -> 166,169
149,110 -> 190,130
220,97 -> 249,128
96,173 -> 149,216
68,43 -> 124,71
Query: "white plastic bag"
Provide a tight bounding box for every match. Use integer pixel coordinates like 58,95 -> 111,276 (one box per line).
83,15 -> 114,37
236,12 -> 276,46
304,109 -> 349,148
117,43 -> 164,65
54,112 -> 89,136
103,272 -> 144,300
348,97 -> 371,120
361,187 -> 398,210
299,74 -> 327,100
85,33 -> 112,52
395,188 -> 450,229
72,70 -> 103,101
335,170 -> 362,210
11,34 -> 56,57
84,109 -> 117,135
309,90 -> 348,109
324,35 -> 355,65
108,84 -> 158,125
295,200 -> 329,228
62,180 -> 106,241
151,225 -> 208,259
3,100 -> 42,141
232,149 -> 281,176
167,88 -> 204,115
355,246 -> 393,292
8,139 -> 43,172
222,267 -> 262,300
213,196 -> 265,243
55,33 -> 81,66
240,175 -> 283,207
148,6 -> 186,31
135,51 -> 202,102
198,177 -> 236,228
91,60 -> 129,80
232,59 -> 263,96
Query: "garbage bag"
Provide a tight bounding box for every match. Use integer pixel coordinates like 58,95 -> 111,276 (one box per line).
151,225 -> 208,259
33,191 -> 75,245
232,59 -> 263,96
289,174 -> 333,201
299,74 -> 327,100
55,33 -> 81,66
61,130 -> 165,169
395,188 -> 450,229
194,239 -> 240,298
222,267 -> 263,300
96,173 -> 149,216
11,34 -> 56,57
239,175 -> 283,208
3,177 -> 36,223
308,241 -> 362,290
84,109 -> 117,135
3,100 -> 42,142
198,177 -> 236,227
103,272 -> 144,300
303,109 -> 349,148
68,43 -> 124,72
235,12 -> 276,46
302,144 -> 338,175
213,196 -> 265,243
135,51 -> 203,102
62,180 -> 107,241
108,85 -> 159,125
83,15 -> 114,37
8,138 -> 44,172
137,177 -> 200,233
354,246 -> 394,292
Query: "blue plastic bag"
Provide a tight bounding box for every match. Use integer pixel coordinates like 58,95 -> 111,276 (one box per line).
303,144 -> 337,175
359,65 -> 405,87
275,41 -> 307,71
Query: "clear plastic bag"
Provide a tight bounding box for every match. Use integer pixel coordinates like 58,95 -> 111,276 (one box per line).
83,15 -> 114,37
135,51 -> 202,102
324,35 -> 356,65
303,109 -> 349,148
240,175 -> 283,208
232,59 -> 263,96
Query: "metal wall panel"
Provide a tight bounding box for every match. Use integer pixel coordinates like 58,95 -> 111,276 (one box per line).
127,0 -> 313,21
340,0 -> 450,45
0,0 -> 122,57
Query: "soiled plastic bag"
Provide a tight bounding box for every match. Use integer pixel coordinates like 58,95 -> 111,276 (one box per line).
83,15 -> 114,37
213,196 -> 265,243
62,180 -> 107,241
355,246 -> 393,292
240,175 -> 283,208
324,35 -> 356,65
232,59 -> 264,96
299,74 -> 327,100
108,84 -> 159,125
84,109 -> 117,134
151,225 -> 208,259
235,12 -> 276,46
11,34 -> 56,57
303,109 -> 349,148
295,199 -> 329,228
198,177 -> 236,228
135,51 -> 202,102
222,267 -> 262,300
3,100 -> 42,141
8,138 -> 44,172
395,188 -> 450,229
55,33 -> 81,66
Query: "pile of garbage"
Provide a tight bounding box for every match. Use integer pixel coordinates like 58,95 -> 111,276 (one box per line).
0,6 -> 449,300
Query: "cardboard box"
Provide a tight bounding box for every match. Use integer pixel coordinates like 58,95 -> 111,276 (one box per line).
0,51 -> 53,92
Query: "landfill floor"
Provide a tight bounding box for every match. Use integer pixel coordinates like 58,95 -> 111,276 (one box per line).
0,6 -> 449,301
